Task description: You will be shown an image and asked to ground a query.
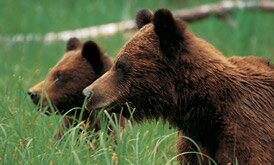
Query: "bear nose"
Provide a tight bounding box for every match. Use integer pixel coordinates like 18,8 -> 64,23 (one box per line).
27,89 -> 38,100
83,87 -> 93,98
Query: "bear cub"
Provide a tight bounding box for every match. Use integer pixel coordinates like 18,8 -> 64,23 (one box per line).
28,38 -> 112,139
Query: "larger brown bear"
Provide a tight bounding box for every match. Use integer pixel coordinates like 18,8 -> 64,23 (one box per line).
28,38 -> 112,139
83,9 -> 274,164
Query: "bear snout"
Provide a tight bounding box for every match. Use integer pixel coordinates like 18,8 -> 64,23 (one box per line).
82,87 -> 93,98
27,89 -> 40,104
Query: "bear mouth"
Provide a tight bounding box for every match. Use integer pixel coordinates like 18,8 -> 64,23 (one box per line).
37,105 -> 52,116
36,102 -> 60,116
95,102 -> 119,113
85,96 -> 119,113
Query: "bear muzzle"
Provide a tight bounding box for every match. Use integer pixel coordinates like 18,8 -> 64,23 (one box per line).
82,86 -> 117,112
27,88 -> 40,105
83,70 -> 120,112
82,87 -> 93,98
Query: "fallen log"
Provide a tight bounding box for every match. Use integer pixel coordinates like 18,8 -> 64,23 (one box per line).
1,0 -> 274,43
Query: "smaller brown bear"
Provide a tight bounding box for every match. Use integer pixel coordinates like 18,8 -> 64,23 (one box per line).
28,38 -> 113,139
83,9 -> 274,164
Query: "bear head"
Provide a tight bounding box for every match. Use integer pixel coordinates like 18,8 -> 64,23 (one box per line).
83,8 -> 225,121
28,38 -> 112,115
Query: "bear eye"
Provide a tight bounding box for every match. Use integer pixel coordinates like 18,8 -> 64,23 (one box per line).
116,62 -> 126,73
115,61 -> 129,81
56,72 -> 62,81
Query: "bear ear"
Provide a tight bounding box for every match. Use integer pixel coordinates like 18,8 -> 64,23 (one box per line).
136,9 -> 153,29
82,40 -> 104,75
153,9 -> 186,57
66,37 -> 81,51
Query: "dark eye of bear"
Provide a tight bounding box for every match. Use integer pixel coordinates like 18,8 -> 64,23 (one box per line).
56,71 -> 62,81
115,61 -> 129,81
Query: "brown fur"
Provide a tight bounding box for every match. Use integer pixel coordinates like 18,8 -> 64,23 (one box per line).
229,56 -> 274,72
28,38 -> 113,139
84,9 -> 274,164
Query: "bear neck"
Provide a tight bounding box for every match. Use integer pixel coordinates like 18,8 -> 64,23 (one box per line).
166,34 -> 246,157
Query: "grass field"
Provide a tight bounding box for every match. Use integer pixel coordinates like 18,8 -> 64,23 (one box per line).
0,0 -> 273,164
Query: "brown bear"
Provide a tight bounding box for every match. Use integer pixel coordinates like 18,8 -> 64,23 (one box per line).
83,9 -> 274,164
28,37 -> 113,139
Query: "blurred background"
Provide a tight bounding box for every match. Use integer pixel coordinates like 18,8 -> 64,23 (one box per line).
0,0 -> 273,164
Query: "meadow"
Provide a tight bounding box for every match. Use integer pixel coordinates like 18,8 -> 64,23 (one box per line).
0,0 -> 273,164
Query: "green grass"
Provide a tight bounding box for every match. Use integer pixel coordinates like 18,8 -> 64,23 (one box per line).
0,0 -> 273,164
